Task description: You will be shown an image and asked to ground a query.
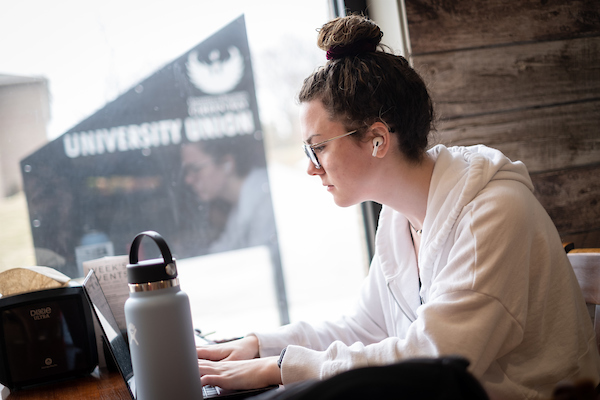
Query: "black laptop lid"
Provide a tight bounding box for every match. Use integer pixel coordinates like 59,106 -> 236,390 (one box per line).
82,270 -> 136,398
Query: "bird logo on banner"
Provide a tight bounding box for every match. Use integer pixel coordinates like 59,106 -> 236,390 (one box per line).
186,46 -> 244,95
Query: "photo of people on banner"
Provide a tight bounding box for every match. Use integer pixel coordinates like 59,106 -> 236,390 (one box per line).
180,135 -> 274,255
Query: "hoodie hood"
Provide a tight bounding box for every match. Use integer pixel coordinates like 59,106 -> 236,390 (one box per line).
376,144 -> 533,303
422,145 -> 533,298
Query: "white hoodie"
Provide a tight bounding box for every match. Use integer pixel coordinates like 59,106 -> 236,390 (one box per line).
254,145 -> 600,399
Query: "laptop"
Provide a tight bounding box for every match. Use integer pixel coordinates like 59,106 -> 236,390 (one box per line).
82,269 -> 277,399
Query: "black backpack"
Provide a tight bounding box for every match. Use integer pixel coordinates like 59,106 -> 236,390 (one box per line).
252,356 -> 489,400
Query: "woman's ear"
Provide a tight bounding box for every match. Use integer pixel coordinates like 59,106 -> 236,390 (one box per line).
368,122 -> 391,159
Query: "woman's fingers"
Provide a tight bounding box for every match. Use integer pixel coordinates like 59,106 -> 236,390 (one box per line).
196,345 -> 230,361
197,335 -> 260,362
197,357 -> 281,390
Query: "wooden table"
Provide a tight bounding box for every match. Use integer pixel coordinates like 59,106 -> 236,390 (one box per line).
1,368 -> 130,400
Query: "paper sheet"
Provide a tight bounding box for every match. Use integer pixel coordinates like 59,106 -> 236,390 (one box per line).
83,255 -> 129,331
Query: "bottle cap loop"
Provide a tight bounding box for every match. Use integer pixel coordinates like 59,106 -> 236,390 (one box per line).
127,231 -> 178,285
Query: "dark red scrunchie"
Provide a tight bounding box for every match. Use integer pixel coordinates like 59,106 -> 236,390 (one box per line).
326,40 -> 377,60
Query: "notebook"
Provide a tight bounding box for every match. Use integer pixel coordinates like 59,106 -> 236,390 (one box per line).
82,269 -> 277,399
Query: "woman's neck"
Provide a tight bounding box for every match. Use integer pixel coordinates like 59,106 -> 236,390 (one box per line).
374,152 -> 435,231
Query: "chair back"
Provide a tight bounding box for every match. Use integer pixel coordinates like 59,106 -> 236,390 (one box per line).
568,249 -> 600,353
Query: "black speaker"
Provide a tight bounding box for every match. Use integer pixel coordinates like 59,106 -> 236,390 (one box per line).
0,284 -> 98,390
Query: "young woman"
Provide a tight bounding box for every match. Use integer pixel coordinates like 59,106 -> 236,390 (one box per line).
196,15 -> 600,399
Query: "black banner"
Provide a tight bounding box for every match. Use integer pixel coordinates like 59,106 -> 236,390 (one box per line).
21,15 -> 289,323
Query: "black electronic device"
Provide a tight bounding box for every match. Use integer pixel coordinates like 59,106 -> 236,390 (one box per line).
0,284 -> 98,390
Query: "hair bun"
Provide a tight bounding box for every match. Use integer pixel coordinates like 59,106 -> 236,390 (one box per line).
317,15 -> 382,60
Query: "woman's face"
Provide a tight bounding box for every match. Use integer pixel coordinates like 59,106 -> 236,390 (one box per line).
300,100 -> 375,207
181,143 -> 230,202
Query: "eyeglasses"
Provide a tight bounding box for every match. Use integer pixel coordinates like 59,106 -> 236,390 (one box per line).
303,130 -> 357,169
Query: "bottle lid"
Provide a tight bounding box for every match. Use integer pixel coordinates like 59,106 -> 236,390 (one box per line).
127,231 -> 178,285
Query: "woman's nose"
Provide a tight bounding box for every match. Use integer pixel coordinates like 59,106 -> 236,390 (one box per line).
306,161 -> 323,176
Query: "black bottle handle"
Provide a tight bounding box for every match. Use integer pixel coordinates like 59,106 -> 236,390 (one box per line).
129,231 -> 174,266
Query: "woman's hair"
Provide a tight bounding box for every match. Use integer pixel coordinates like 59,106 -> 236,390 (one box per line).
298,15 -> 434,163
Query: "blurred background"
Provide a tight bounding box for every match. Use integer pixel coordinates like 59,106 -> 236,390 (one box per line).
0,0 -> 371,337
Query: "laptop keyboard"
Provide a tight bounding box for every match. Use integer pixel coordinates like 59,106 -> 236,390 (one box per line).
203,385 -> 222,397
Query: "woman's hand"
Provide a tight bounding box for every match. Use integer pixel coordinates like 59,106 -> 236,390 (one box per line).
198,356 -> 282,390
196,335 -> 259,362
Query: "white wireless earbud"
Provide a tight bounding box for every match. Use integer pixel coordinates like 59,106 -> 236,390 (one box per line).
372,138 -> 383,157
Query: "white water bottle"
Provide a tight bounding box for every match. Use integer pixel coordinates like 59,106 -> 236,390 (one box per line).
124,231 -> 203,400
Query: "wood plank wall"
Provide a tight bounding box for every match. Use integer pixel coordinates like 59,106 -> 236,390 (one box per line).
404,0 -> 600,248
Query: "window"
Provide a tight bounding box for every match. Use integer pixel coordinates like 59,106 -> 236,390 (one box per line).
0,0 -> 369,338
